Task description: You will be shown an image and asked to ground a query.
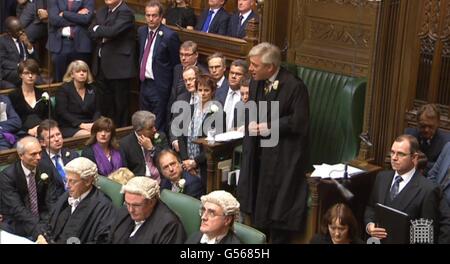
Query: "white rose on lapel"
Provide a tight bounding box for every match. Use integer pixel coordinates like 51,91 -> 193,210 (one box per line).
178,179 -> 186,189
272,80 -> 279,91
40,173 -> 49,181
158,31 -> 164,37
41,92 -> 50,101
210,104 -> 219,113
65,151 -> 70,158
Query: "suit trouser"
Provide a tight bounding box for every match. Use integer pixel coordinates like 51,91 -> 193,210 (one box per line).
96,65 -> 131,127
51,38 -> 91,82
140,79 -> 168,132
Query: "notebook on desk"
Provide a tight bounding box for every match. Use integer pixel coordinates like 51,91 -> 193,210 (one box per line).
375,203 -> 410,244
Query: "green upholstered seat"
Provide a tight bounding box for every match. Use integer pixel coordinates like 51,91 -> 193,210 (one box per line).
95,176 -> 124,208
294,66 -> 367,168
234,222 -> 267,244
160,189 -> 202,238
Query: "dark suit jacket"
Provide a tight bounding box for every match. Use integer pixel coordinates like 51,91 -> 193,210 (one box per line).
160,171 -> 204,199
39,148 -> 79,189
0,34 -> 37,85
9,87 -> 49,131
195,7 -> 230,35
185,230 -> 242,244
19,0 -> 48,43
0,161 -> 63,239
47,0 -> 94,54
89,1 -> 137,79
429,142 -> 450,206
138,24 -> 180,98
120,131 -> 169,176
237,67 -> 310,231
214,77 -> 229,106
55,81 -> 100,137
226,11 -> 258,38
405,127 -> 450,173
364,170 -> 441,243
0,95 -> 22,150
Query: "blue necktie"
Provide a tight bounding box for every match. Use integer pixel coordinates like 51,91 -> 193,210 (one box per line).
53,154 -> 67,188
389,175 -> 403,201
201,10 -> 214,32
17,40 -> 26,61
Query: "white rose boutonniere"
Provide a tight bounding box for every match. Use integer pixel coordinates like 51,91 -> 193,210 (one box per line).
177,179 -> 186,193
210,104 -> 219,113
40,173 -> 49,181
272,80 -> 279,91
158,31 -> 164,37
41,92 -> 50,101
65,151 -> 70,158
153,132 -> 162,144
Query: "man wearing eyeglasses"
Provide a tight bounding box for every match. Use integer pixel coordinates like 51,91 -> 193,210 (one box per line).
108,177 -> 186,244
364,134 -> 441,243
186,190 -> 241,244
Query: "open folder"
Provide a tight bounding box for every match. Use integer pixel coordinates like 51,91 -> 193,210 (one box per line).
375,203 -> 410,244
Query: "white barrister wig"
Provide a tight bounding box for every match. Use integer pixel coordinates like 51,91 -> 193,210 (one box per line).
64,157 -> 98,181
201,190 -> 240,217
121,177 -> 160,199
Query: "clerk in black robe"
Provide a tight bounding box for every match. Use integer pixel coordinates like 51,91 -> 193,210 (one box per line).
37,157 -> 116,244
108,177 -> 186,244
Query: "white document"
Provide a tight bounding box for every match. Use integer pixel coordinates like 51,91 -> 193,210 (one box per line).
310,163 -> 365,179
0,230 -> 35,244
214,131 -> 244,142
0,102 -> 7,122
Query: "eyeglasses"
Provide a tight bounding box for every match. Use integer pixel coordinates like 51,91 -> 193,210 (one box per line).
67,178 -> 83,186
390,151 -> 411,158
199,207 -> 225,218
124,201 -> 147,210
180,52 -> 195,58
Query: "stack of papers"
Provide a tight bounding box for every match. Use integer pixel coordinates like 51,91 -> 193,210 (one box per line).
214,131 -> 244,142
0,230 -> 35,244
310,163 -> 365,179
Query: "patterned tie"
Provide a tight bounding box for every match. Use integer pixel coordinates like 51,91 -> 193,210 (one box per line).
144,149 -> 160,183
264,80 -> 272,95
139,30 -> 155,82
201,10 -> 214,32
27,171 -> 39,216
53,154 -> 67,188
389,175 -> 403,201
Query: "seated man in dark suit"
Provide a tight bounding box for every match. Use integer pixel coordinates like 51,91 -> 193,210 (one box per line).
186,190 -> 241,244
157,149 -> 204,199
37,119 -> 79,190
0,136 -> 63,240
195,0 -> 230,35
0,16 -> 38,87
207,52 -> 229,106
120,111 -> 169,183
0,94 -> 22,150
109,177 -> 186,243
365,134 -> 441,243
405,104 -> 450,175
37,157 -> 116,244
226,0 -> 258,38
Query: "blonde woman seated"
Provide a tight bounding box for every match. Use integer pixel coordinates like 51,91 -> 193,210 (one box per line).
108,167 -> 135,185
56,60 -> 100,138
82,117 -> 123,176
186,190 -> 241,244
310,203 -> 363,244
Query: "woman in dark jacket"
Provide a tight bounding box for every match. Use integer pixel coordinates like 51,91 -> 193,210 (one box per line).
56,60 -> 100,138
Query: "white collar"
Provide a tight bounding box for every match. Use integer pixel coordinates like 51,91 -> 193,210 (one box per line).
68,188 -> 92,207
216,76 -> 225,88
268,67 -> 280,83
200,233 -> 227,244
21,162 -> 34,177
394,167 -> 416,186
239,10 -> 252,21
110,1 -> 122,13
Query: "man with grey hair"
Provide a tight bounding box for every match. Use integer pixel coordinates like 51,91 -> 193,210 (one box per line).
186,190 -> 242,244
0,136 -> 62,240
237,42 -> 310,243
109,177 -> 186,243
120,110 -> 169,182
37,157 -> 116,244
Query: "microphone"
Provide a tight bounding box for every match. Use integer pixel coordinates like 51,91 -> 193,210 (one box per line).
359,132 -> 373,147
331,178 -> 354,201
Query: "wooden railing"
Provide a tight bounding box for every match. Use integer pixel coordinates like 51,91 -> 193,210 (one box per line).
0,82 -> 64,96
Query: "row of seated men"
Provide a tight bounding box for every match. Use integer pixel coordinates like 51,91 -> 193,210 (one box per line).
1,0 -> 258,129
0,136 -> 243,244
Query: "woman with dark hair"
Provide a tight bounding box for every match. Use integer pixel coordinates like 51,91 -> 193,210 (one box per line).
178,74 -> 225,188
56,60 -> 100,137
310,203 -> 364,244
81,116 -> 123,176
9,59 -> 49,137
164,0 -> 196,29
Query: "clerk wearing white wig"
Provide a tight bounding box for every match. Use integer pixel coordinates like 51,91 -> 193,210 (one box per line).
186,190 -> 242,244
108,177 -> 186,244
37,157 -> 116,244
